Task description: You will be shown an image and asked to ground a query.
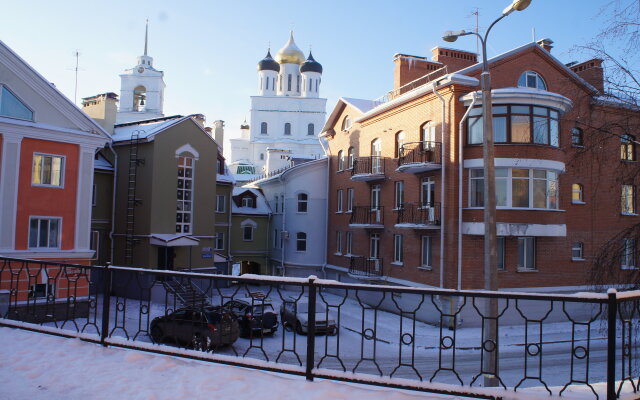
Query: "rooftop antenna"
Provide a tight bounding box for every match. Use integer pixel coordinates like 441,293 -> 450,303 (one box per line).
472,8 -> 480,56
73,50 -> 80,104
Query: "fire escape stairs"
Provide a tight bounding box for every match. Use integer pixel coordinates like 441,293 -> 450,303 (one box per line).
124,131 -> 145,265
162,278 -> 210,308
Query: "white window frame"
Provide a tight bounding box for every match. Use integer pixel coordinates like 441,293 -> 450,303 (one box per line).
337,189 -> 343,213
32,153 -> 65,188
572,184 -> 585,204
622,238 -> 637,269
297,193 -> 308,213
337,150 -> 344,171
215,232 -> 225,250
241,197 -> 254,208
572,241 -> 584,261
216,194 -> 226,213
347,188 -> 354,212
347,147 -> 355,169
421,177 -> 435,208
394,181 -> 404,210
28,216 -> 62,249
336,231 -> 342,255
517,237 -> 536,271
369,233 -> 380,259
346,232 -> 353,255
518,70 -> 547,90
296,232 -> 307,252
622,184 -> 636,215
243,226 -> 254,241
393,234 -> 403,265
371,184 -> 381,209
420,236 -> 432,269
176,156 -> 195,234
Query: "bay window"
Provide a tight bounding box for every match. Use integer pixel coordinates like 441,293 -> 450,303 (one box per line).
470,168 -> 558,209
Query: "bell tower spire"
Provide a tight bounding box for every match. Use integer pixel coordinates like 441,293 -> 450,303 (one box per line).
144,18 -> 149,56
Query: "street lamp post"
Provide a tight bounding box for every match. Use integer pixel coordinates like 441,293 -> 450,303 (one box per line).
443,0 -> 532,387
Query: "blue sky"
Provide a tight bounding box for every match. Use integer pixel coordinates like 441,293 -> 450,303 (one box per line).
0,1 -> 610,143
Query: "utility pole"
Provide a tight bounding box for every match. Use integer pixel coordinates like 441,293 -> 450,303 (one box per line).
73,50 -> 80,105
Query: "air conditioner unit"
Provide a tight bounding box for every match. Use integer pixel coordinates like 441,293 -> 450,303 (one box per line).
282,231 -> 290,239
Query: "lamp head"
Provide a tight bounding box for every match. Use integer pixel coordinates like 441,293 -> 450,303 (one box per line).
442,30 -> 466,43
503,0 -> 532,15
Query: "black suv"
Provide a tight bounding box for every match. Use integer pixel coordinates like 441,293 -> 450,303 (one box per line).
150,306 -> 240,350
224,299 -> 279,338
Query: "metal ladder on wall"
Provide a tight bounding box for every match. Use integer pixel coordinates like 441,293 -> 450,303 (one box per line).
124,130 -> 144,265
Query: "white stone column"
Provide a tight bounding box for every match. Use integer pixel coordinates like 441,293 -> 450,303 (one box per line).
0,133 -> 23,251
74,145 -> 96,251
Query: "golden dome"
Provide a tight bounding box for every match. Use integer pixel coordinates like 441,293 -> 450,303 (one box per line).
274,31 -> 305,65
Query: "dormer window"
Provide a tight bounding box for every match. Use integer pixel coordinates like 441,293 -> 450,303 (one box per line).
242,197 -> 254,208
518,71 -> 547,90
0,85 -> 33,121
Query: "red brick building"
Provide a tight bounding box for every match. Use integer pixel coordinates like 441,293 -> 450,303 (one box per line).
321,39 -> 639,291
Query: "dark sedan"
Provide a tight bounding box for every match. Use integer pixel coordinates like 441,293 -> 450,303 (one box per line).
150,306 -> 240,350
224,299 -> 279,338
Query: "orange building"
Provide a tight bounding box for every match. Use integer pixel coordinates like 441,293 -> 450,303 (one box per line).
0,40 -> 109,308
321,39 -> 639,291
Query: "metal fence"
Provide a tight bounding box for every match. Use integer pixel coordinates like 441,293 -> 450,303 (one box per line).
1,256 -> 639,400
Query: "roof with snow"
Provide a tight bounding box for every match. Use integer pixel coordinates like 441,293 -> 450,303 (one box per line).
232,187 -> 271,215
111,115 -> 187,143
94,153 -> 113,171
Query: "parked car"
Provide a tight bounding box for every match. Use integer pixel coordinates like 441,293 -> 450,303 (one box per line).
224,299 -> 279,338
150,306 -> 240,350
280,301 -> 337,335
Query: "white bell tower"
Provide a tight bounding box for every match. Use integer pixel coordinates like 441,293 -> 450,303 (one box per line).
116,20 -> 166,124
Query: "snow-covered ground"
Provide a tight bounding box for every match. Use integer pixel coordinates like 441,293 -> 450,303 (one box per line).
3,284 -> 639,399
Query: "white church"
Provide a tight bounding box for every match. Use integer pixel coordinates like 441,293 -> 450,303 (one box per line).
227,32 -> 327,182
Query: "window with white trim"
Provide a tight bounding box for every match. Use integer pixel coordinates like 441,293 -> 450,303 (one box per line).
394,181 -> 404,210
296,232 -> 307,252
28,217 -> 61,248
421,236 -> 432,268
216,194 -> 226,213
32,154 -> 65,187
517,237 -> 536,270
1,85 -> 33,120
242,197 -> 254,208
622,238 -> 637,269
572,241 -> 584,260
215,232 -> 225,250
571,128 -> 583,147
346,232 -> 353,255
298,193 -> 308,213
395,131 -> 406,158
336,231 -> 342,254
518,71 -> 547,90
347,188 -> 354,212
337,189 -> 343,212
176,156 -> 194,234
393,234 -> 403,264
622,134 -> 636,161
243,226 -> 253,241
622,184 -> 636,214
342,115 -> 352,131
421,177 -> 435,208
261,122 -> 268,135
29,283 -> 54,299
337,150 -> 344,171
370,233 -> 380,259
572,184 -> 584,204
307,123 -> 314,136
371,184 -> 381,209
470,168 -> 558,209
284,122 -> 291,136
347,147 -> 355,169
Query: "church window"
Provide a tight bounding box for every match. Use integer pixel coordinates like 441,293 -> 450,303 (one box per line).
284,123 -> 291,135
297,75 -> 300,92
288,74 -> 292,91
176,156 -> 194,234
260,77 -> 263,91
260,153 -> 264,160
315,79 -> 318,92
133,85 -> 147,112
261,122 -> 268,135
308,123 -> 314,136
0,85 -> 33,121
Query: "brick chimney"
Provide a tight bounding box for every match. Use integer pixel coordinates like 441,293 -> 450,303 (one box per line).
82,92 -> 118,134
536,38 -> 554,52
393,54 -> 443,90
431,47 -> 478,73
569,58 -> 605,93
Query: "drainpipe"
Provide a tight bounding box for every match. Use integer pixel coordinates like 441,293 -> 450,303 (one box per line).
106,142 -> 118,265
227,186 -> 232,274
432,84 -> 446,288
318,137 -> 330,279
458,94 -> 478,290
279,174 -> 286,276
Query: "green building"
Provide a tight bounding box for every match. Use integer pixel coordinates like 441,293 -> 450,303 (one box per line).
230,187 -> 272,275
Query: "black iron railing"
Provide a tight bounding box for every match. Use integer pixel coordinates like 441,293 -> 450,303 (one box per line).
348,256 -> 383,277
1,256 -> 639,400
398,141 -> 442,168
351,156 -> 385,177
397,202 -> 441,226
349,206 -> 384,226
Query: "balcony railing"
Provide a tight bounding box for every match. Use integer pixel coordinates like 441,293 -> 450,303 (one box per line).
396,202 -> 441,228
373,66 -> 449,106
348,256 -> 383,277
397,141 -> 442,173
349,206 -> 384,227
351,156 -> 385,181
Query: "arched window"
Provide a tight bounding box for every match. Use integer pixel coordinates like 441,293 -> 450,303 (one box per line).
307,123 -> 314,136
287,74 -> 292,91
337,150 -> 344,171
518,71 -> 547,90
133,85 -> 147,112
347,147 -> 355,169
296,232 -> 307,252
259,153 -> 264,161
395,131 -> 406,158
297,75 -> 300,92
371,139 -> 382,174
261,122 -> 268,135
341,115 -> 352,131
622,134 -> 635,161
571,127 -> 583,147
572,184 -> 584,203
421,121 -> 436,150
284,123 -> 291,135
297,193 -> 308,213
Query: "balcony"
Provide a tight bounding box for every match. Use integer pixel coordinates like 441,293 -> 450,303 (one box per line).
349,256 -> 383,278
396,202 -> 441,229
351,156 -> 385,181
397,142 -> 442,173
349,206 -> 384,228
